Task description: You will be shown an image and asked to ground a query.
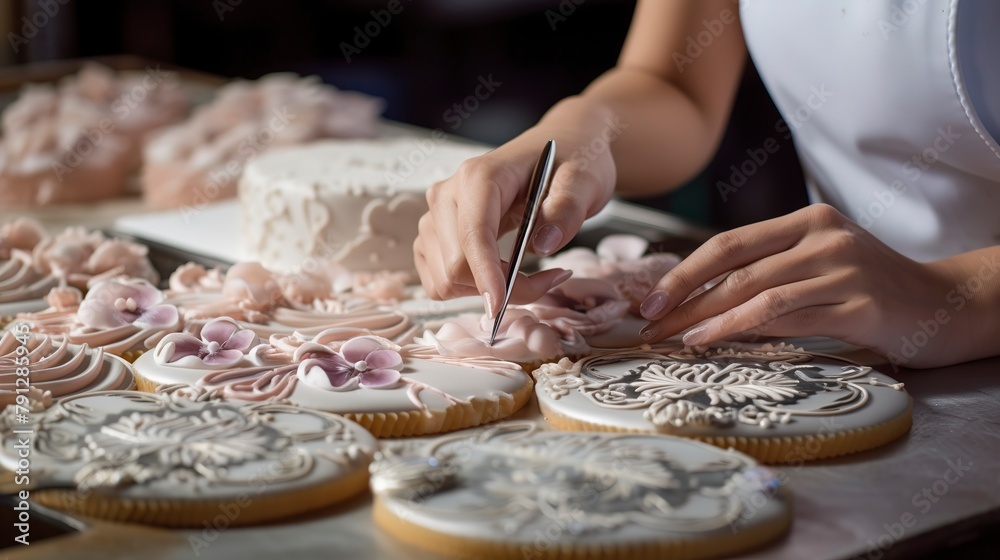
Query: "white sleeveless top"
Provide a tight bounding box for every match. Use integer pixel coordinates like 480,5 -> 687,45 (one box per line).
740,0 -> 1000,262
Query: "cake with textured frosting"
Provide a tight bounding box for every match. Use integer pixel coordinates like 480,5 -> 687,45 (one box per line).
0,329 -> 133,410
371,423 -> 791,559
533,343 -> 912,463
142,73 -> 383,209
239,138 -> 488,272
0,390 -> 377,527
132,324 -> 533,437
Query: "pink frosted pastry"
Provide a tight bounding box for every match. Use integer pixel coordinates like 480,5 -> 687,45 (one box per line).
142,73 -> 383,209
17,279 -> 182,362
164,262 -> 413,341
0,330 -> 133,410
0,218 -> 54,320
0,86 -> 131,206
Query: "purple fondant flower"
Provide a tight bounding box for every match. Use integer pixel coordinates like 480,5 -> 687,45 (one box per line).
164,318 -> 258,367
78,279 -> 178,329
297,337 -> 402,391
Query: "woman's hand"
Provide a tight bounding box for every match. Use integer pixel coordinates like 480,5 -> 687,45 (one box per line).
414,97 -> 618,318
638,204 -> 978,368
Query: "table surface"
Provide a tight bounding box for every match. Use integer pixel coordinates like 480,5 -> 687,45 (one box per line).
2,64 -> 997,559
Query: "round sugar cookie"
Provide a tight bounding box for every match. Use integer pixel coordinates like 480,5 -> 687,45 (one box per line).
132,324 -> 534,438
532,343 -> 912,463
371,423 -> 791,560
0,390 -> 377,527
1,331 -> 133,409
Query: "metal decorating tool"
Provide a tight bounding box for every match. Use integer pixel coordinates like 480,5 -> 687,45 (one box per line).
488,139 -> 556,346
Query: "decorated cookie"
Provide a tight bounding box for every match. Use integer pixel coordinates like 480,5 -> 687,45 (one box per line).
17,278 -> 182,362
132,326 -> 534,438
0,330 -> 133,409
533,343 -> 912,463
164,262 -> 415,341
371,423 -> 791,560
0,390 -> 377,527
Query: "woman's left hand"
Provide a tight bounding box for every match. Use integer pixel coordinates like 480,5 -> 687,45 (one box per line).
637,204 -> 967,367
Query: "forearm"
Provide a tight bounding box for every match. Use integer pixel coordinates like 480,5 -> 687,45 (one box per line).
924,246 -> 1000,365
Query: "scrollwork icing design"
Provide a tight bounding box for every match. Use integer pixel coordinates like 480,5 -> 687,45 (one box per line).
536,345 -> 904,429
17,391 -> 369,490
371,424 -> 776,536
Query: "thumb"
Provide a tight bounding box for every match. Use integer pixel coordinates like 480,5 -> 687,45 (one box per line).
531,161 -> 611,257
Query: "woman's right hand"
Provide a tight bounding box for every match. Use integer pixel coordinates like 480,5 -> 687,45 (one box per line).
414,97 -> 620,318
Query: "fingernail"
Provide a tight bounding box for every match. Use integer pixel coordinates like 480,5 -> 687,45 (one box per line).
483,291 -> 495,320
640,325 -> 659,341
550,269 -> 573,288
533,224 -> 563,256
683,326 -> 709,346
639,291 -> 668,320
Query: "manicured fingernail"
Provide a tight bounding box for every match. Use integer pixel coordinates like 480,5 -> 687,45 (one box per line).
550,269 -> 573,287
683,326 -> 709,346
639,291 -> 668,319
483,291 -> 495,320
533,225 -> 563,256
640,325 -> 659,341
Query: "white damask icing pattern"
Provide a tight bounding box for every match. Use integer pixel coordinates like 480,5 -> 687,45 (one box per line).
371,423 -> 787,543
0,390 -> 376,494
534,344 -> 906,429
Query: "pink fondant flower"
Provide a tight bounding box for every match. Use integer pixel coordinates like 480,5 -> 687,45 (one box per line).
296,336 -> 402,391
527,278 -> 630,337
78,279 -> 179,329
415,308 -> 569,363
162,318 -> 258,367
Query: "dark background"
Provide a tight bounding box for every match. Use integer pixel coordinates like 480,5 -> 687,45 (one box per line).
4,0 -> 809,230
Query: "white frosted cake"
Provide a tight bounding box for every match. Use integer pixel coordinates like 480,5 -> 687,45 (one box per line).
239,139 -> 489,272
371,423 -> 791,559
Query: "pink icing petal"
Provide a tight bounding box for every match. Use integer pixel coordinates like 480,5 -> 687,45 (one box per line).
596,234 -> 648,262
134,304 -> 179,328
201,319 -> 239,345
359,368 -> 401,388
123,280 -> 163,309
225,328 -> 257,352
340,337 -> 384,363
77,299 -> 129,328
363,348 -> 402,370
161,333 -> 204,362
203,348 -> 244,366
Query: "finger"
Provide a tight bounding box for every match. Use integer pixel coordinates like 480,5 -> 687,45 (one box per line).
416,211 -> 478,301
642,247 -> 825,338
532,161 -> 612,257
507,268 -> 572,305
674,276 -> 852,346
453,168 -> 509,318
638,213 -> 813,321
